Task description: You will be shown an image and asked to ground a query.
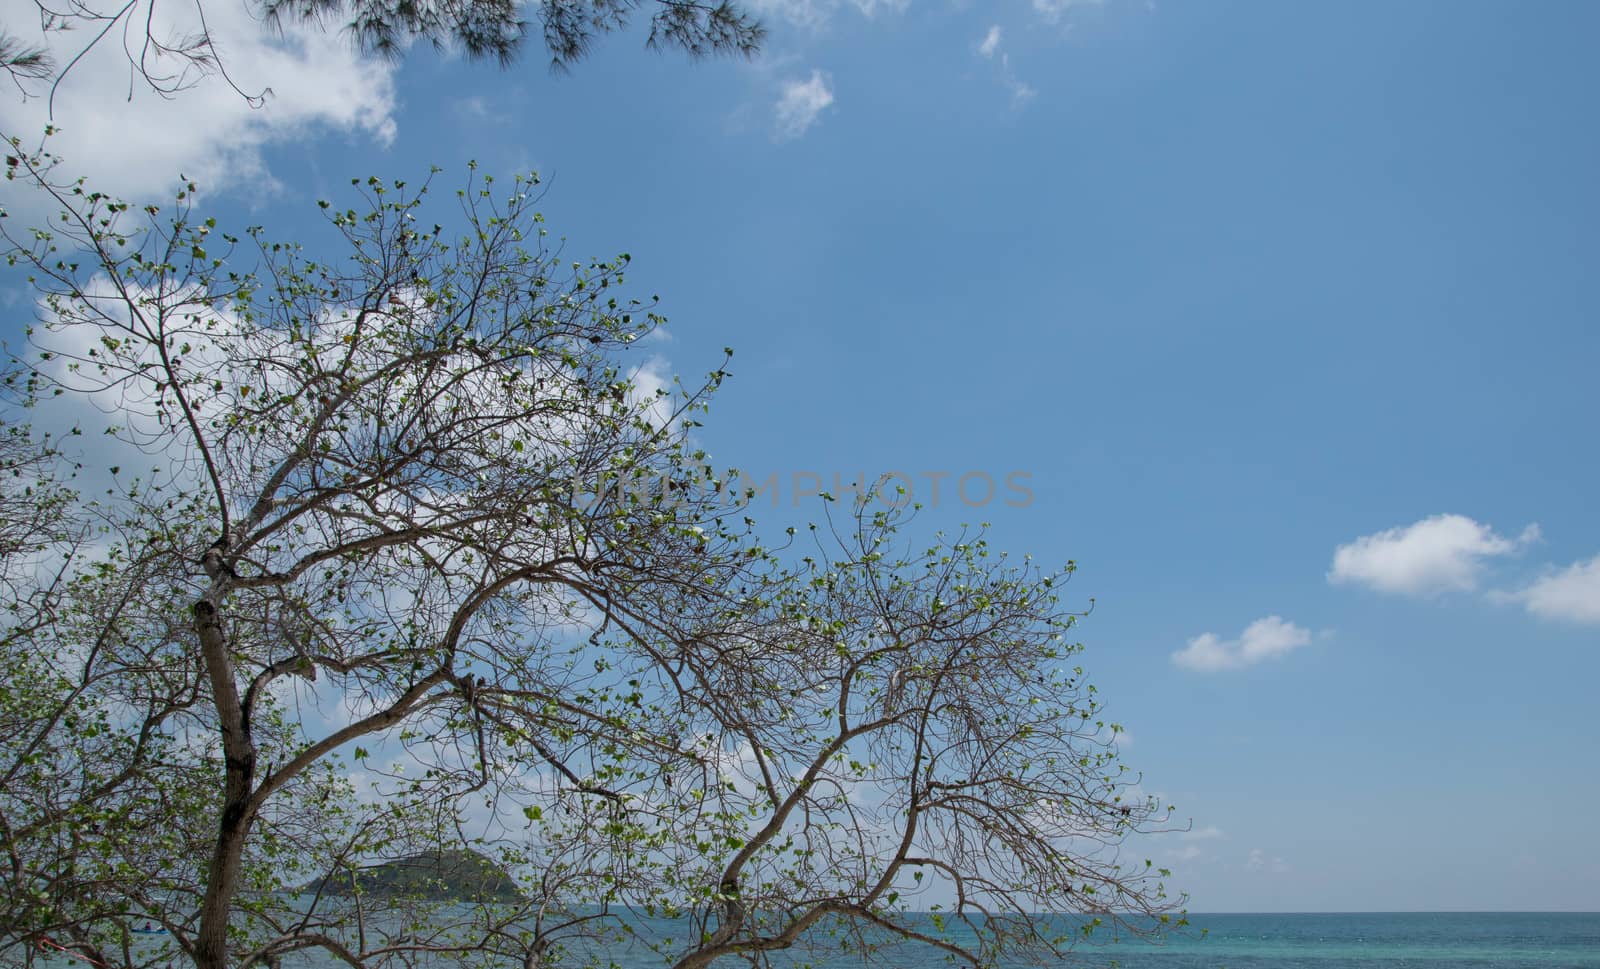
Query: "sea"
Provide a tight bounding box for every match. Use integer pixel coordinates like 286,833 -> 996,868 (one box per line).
678,913 -> 1600,968
1039,913 -> 1600,968
32,912 -> 1600,968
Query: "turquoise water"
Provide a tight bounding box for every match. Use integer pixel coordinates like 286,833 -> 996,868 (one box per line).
1074,913 -> 1600,968
32,912 -> 1600,968
584,913 -> 1600,968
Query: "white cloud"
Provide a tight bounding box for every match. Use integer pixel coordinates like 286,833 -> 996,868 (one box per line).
1329,514 -> 1539,598
978,25 -> 1003,59
0,0 -> 397,201
773,70 -> 834,141
1171,616 -> 1312,673
628,355 -> 677,430
1516,554 -> 1600,625
1033,0 -> 1104,25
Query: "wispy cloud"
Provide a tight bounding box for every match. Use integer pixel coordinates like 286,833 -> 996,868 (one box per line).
978,25 -> 1003,59
1172,616 -> 1312,673
1003,72 -> 1036,107
1032,0 -> 1104,26
1246,847 -> 1290,873
453,96 -> 493,121
749,0 -> 833,29
773,70 -> 835,140
973,24 -> 1035,107
847,0 -> 911,15
1182,825 -> 1226,841
749,0 -> 909,30
1329,514 -> 1540,597
1513,554 -> 1600,625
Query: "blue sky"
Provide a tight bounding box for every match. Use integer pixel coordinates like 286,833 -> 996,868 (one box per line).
4,0 -> 1598,912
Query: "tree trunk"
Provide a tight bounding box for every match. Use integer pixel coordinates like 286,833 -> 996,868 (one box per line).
193,593 -> 256,969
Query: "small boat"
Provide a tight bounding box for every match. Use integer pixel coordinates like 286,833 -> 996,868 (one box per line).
131,924 -> 167,935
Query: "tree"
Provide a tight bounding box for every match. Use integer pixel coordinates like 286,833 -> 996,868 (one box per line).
0,141 -> 1184,969
4,0 -> 764,111
611,506 -> 1186,969
0,33 -> 50,97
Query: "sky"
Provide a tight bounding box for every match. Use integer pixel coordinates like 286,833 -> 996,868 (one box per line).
3,0 -> 1598,914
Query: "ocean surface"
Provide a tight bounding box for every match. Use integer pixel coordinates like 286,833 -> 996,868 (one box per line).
687,913 -> 1600,968
34,912 -> 1600,968
566,913 -> 1600,968
1047,913 -> 1600,968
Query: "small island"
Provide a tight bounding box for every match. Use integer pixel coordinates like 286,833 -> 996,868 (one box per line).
304,849 -> 522,902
